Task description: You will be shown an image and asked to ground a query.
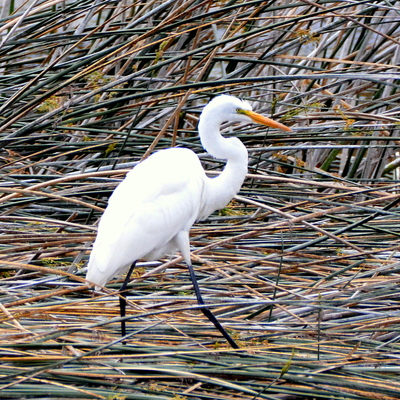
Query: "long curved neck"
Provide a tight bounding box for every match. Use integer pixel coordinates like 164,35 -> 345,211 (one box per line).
198,111 -> 248,218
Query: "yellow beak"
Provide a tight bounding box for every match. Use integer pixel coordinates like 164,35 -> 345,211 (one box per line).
243,110 -> 292,132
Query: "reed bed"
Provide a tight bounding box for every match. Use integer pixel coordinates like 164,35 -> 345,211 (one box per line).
1,0 -> 400,399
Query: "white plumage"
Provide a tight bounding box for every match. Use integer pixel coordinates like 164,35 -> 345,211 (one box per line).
87,148 -> 204,287
85,95 -> 290,346
86,94 -> 291,289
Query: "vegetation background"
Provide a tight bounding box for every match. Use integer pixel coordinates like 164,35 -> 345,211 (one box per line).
1,0 -> 400,399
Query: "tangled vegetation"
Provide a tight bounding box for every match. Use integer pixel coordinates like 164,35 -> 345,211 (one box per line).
1,1 -> 400,399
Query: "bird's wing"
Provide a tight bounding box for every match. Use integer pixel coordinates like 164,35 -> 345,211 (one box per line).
86,148 -> 205,286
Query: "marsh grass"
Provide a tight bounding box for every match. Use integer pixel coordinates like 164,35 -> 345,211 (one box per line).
1,1 -> 400,399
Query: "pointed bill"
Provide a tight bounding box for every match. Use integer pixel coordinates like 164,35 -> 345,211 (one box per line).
244,110 -> 292,132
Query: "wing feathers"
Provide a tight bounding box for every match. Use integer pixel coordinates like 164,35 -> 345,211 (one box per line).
86,148 -> 205,287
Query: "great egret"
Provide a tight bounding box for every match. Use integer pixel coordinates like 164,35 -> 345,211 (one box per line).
86,94 -> 291,348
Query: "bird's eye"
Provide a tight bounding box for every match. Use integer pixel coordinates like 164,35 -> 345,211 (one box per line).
236,108 -> 244,114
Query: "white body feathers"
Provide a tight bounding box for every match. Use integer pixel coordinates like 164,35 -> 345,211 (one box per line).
86,95 -> 288,288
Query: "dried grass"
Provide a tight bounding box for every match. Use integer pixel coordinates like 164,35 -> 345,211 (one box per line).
1,1 -> 400,399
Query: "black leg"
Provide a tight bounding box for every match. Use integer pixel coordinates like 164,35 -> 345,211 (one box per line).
186,262 -> 239,349
119,261 -> 137,337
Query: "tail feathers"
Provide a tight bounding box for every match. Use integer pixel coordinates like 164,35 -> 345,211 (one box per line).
86,258 -> 132,291
86,263 -> 109,291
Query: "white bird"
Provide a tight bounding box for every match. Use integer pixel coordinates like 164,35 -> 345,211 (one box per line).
86,94 -> 291,348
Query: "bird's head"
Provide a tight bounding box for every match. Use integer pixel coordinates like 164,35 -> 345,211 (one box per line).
203,94 -> 291,132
